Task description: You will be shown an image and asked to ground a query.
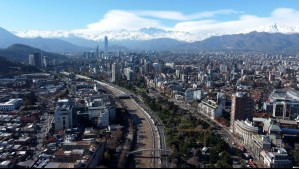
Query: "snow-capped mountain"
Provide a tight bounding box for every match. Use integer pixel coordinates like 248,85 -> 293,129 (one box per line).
12,27 -> 219,43
10,23 -> 299,43
238,23 -> 299,34
11,30 -> 71,38
8,23 -> 299,51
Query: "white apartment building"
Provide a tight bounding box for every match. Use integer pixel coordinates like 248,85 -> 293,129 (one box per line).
234,119 -> 259,146
54,99 -> 74,131
0,99 -> 23,111
198,100 -> 223,120
87,99 -> 110,128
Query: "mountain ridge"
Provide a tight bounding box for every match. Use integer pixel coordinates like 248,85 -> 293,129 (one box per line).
2,24 -> 299,52
11,23 -> 299,43
0,44 -> 69,63
0,27 -> 89,52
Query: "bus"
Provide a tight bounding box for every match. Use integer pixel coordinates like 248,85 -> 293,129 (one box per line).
249,159 -> 257,168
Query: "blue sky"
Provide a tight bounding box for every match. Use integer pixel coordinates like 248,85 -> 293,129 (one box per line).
0,0 -> 299,33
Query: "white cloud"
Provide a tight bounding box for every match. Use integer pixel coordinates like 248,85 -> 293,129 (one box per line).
73,10 -> 166,33
14,8 -> 299,41
173,8 -> 299,33
74,9 -> 241,33
133,9 -> 240,21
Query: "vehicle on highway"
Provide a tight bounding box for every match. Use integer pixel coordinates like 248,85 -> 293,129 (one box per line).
243,153 -> 250,159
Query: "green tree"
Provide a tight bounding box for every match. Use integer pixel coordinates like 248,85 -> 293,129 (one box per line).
25,91 -> 37,105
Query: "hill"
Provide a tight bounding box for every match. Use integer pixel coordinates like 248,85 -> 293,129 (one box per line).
0,56 -> 40,77
0,44 -> 69,63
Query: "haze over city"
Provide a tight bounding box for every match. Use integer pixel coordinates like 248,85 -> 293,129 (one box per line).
0,0 -> 299,168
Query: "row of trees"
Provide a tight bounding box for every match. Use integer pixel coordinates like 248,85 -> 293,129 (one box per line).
141,91 -> 232,168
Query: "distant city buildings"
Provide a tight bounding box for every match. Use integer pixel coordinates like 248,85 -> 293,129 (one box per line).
28,54 -> 34,66
28,52 -> 45,68
124,67 -> 134,81
34,52 -> 42,67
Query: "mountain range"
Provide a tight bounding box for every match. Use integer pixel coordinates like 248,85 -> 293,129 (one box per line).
1,23 -> 299,52
184,32 -> 299,52
0,27 -> 89,53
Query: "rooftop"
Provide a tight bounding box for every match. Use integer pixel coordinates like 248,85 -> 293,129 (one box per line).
0,99 -> 23,105
235,119 -> 259,132
45,162 -> 61,168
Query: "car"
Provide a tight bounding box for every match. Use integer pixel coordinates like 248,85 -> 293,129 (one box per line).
243,153 -> 250,159
233,160 -> 240,164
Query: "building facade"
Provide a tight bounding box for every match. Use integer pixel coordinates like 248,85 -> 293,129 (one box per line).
198,100 -> 223,120
234,119 -> 259,146
54,99 -> 75,131
230,92 -> 254,132
111,63 -> 121,83
261,148 -> 292,168
0,99 -> 23,111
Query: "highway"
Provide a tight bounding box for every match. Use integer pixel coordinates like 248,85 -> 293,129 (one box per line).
69,73 -> 163,168
104,82 -> 169,168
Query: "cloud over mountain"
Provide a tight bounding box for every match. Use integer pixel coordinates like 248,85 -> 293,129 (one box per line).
9,8 -> 299,43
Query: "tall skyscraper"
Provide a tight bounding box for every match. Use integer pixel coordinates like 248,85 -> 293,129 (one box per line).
111,63 -> 120,83
34,52 -> 42,68
29,52 -> 42,67
43,56 -> 47,67
104,36 -> 108,55
29,54 -> 35,66
96,44 -> 99,58
230,92 -> 254,132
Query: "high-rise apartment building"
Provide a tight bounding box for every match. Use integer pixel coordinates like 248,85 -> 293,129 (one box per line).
230,92 -> 254,133
29,54 -> 35,66
29,52 -> 43,68
34,52 -> 43,68
111,63 -> 121,83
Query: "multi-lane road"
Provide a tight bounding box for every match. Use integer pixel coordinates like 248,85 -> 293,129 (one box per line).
67,73 -> 165,168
